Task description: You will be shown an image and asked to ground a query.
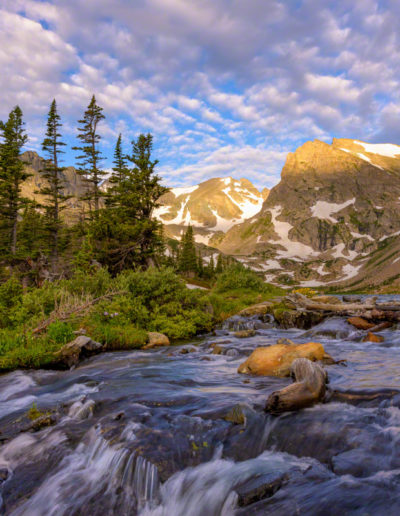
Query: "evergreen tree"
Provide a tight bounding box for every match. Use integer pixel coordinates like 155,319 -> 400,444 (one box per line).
74,95 -> 105,214
93,133 -> 168,271
216,253 -> 224,274
18,204 -> 48,259
178,225 -> 197,275
197,250 -> 204,277
39,99 -> 69,269
105,134 -> 129,207
207,254 -> 215,278
0,106 -> 29,259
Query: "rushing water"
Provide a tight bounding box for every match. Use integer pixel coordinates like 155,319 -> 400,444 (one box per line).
1,310 -> 400,515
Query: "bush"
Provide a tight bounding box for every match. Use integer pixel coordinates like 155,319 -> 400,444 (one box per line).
47,321 -> 75,345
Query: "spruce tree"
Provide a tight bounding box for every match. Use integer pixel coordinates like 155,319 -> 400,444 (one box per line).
179,225 -> 197,275
216,253 -> 223,274
0,106 -> 29,259
74,95 -> 105,214
197,250 -> 204,277
93,133 -> 168,271
39,99 -> 69,269
105,134 -> 129,207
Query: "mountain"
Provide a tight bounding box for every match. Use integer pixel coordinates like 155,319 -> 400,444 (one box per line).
216,138 -> 400,288
20,151 -> 88,222
153,177 -> 268,244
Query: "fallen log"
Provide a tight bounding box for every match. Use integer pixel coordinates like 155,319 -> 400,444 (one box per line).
32,290 -> 127,334
286,293 -> 400,320
265,358 -> 327,414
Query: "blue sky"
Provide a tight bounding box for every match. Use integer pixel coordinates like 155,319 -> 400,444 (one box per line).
1,0 -> 400,189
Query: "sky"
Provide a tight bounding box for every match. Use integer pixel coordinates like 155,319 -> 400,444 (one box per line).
1,0 -> 400,190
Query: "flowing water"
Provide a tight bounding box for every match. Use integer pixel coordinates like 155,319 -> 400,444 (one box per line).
1,309 -> 400,515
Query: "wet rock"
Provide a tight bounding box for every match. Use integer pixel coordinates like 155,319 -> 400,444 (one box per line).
225,348 -> 239,357
343,295 -> 362,302
26,413 -> 57,432
370,321 -> 393,332
273,309 -> 325,329
143,332 -> 170,349
211,345 -> 224,355
363,332 -> 384,343
179,346 -> 198,354
302,317 -> 359,340
223,404 -> 246,425
53,336 -> 102,368
276,338 -> 296,346
234,329 -> 256,338
0,468 -> 9,483
238,342 -> 332,377
347,317 -> 375,330
235,472 -> 287,507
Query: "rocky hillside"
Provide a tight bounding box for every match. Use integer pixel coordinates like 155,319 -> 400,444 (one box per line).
20,151 -> 88,223
153,177 -> 268,244
217,138 -> 400,288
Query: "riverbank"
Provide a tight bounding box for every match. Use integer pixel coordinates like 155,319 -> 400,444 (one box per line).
0,265 -> 284,372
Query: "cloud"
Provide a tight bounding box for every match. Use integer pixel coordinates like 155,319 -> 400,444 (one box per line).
1,0 -> 400,189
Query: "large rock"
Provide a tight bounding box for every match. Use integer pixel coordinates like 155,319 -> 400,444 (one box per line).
237,342 -> 331,377
53,336 -> 102,368
273,309 -> 325,329
143,332 -> 170,349
363,332 -> 384,343
347,317 -> 375,330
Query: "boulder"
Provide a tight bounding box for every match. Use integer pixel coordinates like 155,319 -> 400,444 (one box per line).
235,472 -> 287,506
238,342 -> 331,377
363,332 -> 384,343
347,316 -> 375,331
234,329 -> 256,338
312,295 -> 342,305
273,309 -> 325,329
53,336 -> 102,368
238,302 -> 274,317
343,295 -> 362,303
143,332 -> 170,349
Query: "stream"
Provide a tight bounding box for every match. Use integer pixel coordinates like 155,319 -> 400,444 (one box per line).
1,309 -> 400,515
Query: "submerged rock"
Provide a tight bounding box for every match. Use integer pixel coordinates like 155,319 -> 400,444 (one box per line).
234,329 -> 256,338
144,332 -> 170,349
235,471 -> 288,506
238,342 -> 331,377
363,332 -> 384,343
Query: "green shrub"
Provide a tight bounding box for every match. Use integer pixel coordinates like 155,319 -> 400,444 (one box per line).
47,321 -> 75,345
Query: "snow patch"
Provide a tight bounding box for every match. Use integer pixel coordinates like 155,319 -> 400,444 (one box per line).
194,233 -> 212,245
350,231 -> 374,242
171,185 -> 199,197
268,206 -> 318,260
330,243 -> 358,260
311,198 -> 355,223
354,141 -> 400,159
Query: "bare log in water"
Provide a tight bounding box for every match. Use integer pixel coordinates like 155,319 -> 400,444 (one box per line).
286,293 -> 400,321
265,358 -> 327,414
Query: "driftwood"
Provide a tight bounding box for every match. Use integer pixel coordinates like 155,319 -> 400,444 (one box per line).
32,290 -> 127,334
287,293 -> 400,321
265,358 -> 327,414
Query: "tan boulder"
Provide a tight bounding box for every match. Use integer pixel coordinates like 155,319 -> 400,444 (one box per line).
143,332 -> 170,349
347,317 -> 374,330
238,342 -> 332,377
363,332 -> 384,343
53,336 -> 102,369
312,295 -> 342,305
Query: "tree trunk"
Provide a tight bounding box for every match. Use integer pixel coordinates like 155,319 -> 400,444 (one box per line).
265,358 -> 327,414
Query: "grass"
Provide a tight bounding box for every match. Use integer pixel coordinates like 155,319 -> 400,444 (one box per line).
0,264 -> 284,372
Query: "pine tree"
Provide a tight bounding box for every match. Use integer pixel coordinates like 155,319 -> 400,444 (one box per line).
39,99 -> 69,269
0,106 -> 29,259
216,253 -> 224,274
93,133 -> 168,271
207,254 -> 215,278
74,95 -> 105,215
197,250 -> 204,277
105,134 -> 129,207
178,225 -> 197,275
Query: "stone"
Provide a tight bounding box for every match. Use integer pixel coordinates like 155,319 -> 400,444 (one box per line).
343,295 -> 362,303
234,329 -> 256,338
235,472 -> 287,506
273,309 -> 325,329
237,342 -> 331,377
143,332 -> 170,349
347,316 -> 375,331
53,336 -> 102,368
0,468 -> 9,483
312,295 -> 342,305
363,332 -> 384,343
224,405 -> 246,425
238,302 -> 274,317
211,344 -> 224,355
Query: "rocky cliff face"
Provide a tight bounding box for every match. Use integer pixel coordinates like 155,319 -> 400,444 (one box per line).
217,138 -> 400,287
153,177 -> 268,244
20,151 -> 88,222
